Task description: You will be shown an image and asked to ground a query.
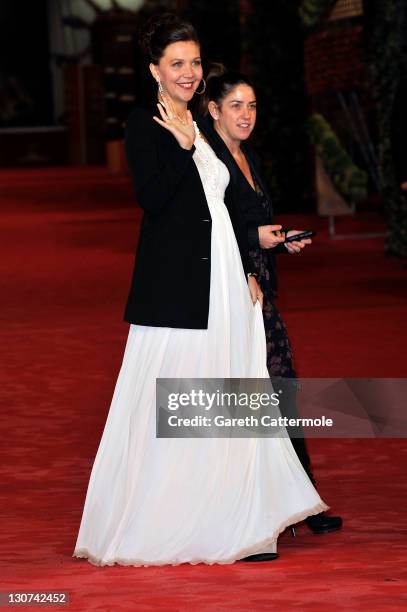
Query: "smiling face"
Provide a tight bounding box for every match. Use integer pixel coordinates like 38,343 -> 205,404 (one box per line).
150,40 -> 203,105
209,84 -> 257,143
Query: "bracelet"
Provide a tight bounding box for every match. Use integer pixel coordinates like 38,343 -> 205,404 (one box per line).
247,272 -> 258,278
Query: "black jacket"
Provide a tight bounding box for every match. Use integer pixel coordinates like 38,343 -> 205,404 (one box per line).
195,117 -> 283,292
123,107 -> 253,329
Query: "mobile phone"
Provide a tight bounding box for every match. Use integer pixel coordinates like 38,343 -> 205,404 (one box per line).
284,230 -> 316,243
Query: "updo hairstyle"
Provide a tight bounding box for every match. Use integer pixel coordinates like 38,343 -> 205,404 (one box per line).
139,13 -> 200,65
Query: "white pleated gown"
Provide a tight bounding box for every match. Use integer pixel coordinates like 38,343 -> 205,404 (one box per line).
74,125 -> 327,567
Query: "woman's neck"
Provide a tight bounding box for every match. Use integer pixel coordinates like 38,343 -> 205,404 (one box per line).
159,94 -> 189,123
214,124 -> 242,157
173,102 -> 189,123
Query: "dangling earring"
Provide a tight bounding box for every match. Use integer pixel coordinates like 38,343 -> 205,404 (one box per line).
157,79 -> 165,96
195,78 -> 206,95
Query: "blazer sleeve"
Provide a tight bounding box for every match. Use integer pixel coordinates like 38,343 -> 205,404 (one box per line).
240,228 -> 256,276
237,222 -> 256,276
125,108 -> 196,214
247,223 -> 260,249
227,184 -> 255,277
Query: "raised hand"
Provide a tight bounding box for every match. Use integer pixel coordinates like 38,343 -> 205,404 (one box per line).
153,96 -> 195,150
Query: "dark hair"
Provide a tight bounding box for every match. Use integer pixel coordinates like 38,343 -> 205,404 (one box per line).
200,64 -> 255,115
139,13 -> 200,65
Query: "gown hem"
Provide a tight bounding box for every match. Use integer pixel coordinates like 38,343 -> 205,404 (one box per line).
73,500 -> 328,567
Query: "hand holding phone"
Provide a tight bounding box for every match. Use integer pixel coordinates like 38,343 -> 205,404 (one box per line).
284,230 -> 316,243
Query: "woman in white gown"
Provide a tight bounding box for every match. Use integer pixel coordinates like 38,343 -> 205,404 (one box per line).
73,13 -> 327,567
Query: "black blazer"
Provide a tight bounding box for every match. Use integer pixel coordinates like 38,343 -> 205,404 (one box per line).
124,107 -> 253,329
195,117 -> 283,292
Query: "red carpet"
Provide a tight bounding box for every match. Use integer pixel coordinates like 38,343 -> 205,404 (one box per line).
1,167 -> 406,611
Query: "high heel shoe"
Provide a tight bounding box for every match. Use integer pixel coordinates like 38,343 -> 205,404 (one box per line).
305,512 -> 342,534
240,552 -> 279,562
239,541 -> 278,562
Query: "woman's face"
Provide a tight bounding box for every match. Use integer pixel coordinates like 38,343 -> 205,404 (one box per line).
211,84 -> 257,142
151,40 -> 203,105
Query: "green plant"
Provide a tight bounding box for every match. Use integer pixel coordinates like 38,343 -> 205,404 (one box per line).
364,0 -> 407,256
299,0 -> 338,30
307,113 -> 368,201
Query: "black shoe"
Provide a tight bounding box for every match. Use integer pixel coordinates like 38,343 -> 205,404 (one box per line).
240,552 -> 279,562
305,512 -> 342,534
